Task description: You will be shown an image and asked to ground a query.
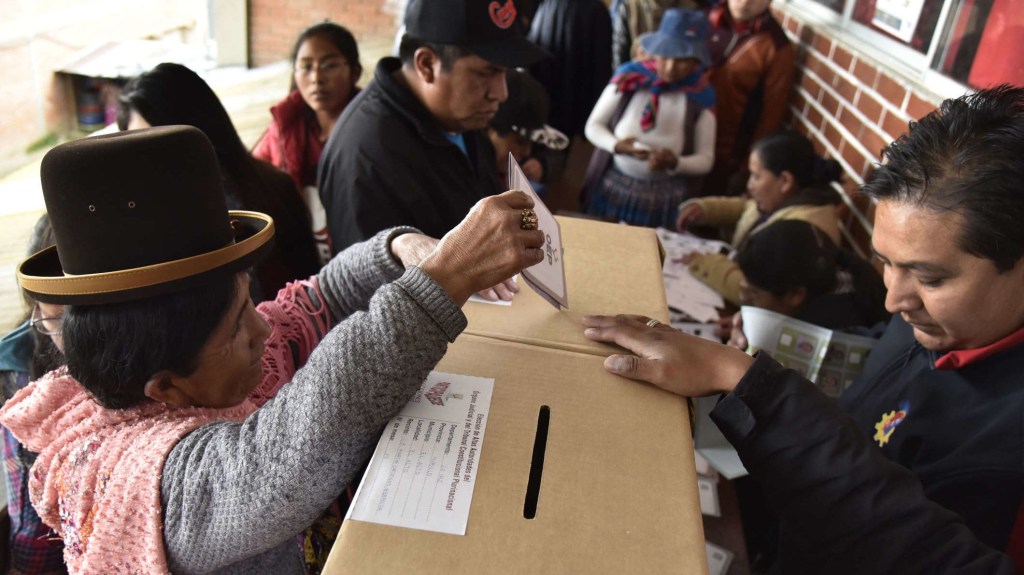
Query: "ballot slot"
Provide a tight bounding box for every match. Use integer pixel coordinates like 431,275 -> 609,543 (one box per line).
523,405 -> 551,519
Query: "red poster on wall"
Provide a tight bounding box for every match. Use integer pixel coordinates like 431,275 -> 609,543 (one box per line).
968,0 -> 1024,88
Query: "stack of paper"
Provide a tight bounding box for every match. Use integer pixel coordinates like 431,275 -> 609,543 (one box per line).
655,228 -> 730,322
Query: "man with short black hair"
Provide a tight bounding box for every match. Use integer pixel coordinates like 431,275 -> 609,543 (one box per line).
584,85 -> 1024,573
319,0 -> 547,252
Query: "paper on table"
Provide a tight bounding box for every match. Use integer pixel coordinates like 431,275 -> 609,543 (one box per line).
655,228 -> 727,321
508,153 -> 567,309
705,541 -> 735,575
697,476 -> 721,517
467,276 -> 517,307
346,371 -> 494,535
671,321 -> 721,342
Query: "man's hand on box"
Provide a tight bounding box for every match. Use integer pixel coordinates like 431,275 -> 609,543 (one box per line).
582,314 -> 752,397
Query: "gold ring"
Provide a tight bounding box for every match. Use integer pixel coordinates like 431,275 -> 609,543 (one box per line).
645,319 -> 662,328
520,209 -> 538,230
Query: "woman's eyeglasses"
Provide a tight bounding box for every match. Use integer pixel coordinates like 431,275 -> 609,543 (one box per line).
295,58 -> 348,77
30,304 -> 63,336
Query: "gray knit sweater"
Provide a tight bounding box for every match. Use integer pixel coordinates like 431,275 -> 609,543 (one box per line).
161,228 -> 467,573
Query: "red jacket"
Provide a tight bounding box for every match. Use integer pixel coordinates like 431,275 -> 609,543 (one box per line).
253,90 -> 325,191
707,5 -> 796,167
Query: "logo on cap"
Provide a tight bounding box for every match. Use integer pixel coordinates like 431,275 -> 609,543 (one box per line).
489,0 -> 517,29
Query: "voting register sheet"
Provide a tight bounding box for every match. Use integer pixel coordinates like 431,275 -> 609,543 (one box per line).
346,372 -> 494,535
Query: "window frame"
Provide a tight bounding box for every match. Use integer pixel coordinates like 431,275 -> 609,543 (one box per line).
782,0 -> 969,99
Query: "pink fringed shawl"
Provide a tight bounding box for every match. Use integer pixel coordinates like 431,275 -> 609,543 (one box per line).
0,278 -> 330,574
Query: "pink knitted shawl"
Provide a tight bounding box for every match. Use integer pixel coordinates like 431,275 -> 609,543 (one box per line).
0,278 -> 330,574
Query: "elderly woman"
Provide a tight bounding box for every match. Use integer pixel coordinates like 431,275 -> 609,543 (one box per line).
1,125 -> 544,574
582,8 -> 716,228
0,214 -> 65,573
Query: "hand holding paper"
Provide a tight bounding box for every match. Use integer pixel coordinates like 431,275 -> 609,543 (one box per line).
419,190 -> 544,306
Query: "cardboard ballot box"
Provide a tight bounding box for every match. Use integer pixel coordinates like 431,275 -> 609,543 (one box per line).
463,215 -> 669,356
325,216 -> 705,574
327,335 -> 706,574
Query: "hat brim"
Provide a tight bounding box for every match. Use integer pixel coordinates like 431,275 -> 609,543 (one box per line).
640,34 -> 710,67
18,211 -> 275,305
468,36 -> 550,69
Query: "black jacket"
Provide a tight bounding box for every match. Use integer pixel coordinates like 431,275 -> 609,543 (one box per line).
318,58 -> 501,253
712,353 -> 1014,574
528,0 -> 612,138
839,316 -> 1024,552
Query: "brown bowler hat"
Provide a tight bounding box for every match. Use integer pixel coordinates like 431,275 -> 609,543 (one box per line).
17,125 -> 275,305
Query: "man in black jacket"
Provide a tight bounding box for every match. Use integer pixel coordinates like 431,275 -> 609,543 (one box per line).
583,84 -> 1024,573
318,0 -> 547,252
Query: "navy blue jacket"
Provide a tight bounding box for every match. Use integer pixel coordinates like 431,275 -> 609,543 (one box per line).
713,352 -> 1014,574
838,316 -> 1024,552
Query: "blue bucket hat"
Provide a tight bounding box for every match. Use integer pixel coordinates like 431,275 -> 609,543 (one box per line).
640,8 -> 711,67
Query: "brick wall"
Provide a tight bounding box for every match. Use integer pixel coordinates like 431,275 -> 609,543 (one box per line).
773,5 -> 945,256
248,0 -> 404,67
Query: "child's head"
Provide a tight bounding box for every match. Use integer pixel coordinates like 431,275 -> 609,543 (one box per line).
736,220 -> 838,316
487,70 -> 567,176
747,131 -> 842,213
640,9 -> 710,82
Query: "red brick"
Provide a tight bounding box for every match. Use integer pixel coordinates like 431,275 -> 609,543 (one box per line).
811,31 -> 832,57
817,63 -> 836,90
823,120 -> 843,153
821,91 -> 840,118
832,46 -> 853,73
874,73 -> 906,108
806,103 -> 825,131
785,15 -> 801,35
859,128 -> 888,162
834,75 -> 857,103
803,53 -> 822,76
856,92 -> 884,124
907,91 -> 939,120
841,142 -> 869,177
852,59 -> 878,88
880,109 -> 910,140
838,106 -> 864,140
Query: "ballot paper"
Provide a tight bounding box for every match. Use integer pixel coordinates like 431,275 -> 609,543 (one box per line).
741,306 -> 878,397
508,153 -> 567,309
346,371 -> 494,535
655,228 -> 728,322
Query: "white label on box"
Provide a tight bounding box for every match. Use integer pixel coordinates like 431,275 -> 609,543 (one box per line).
346,372 -> 494,535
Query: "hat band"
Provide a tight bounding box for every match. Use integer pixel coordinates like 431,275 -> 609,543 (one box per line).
18,211 -> 274,298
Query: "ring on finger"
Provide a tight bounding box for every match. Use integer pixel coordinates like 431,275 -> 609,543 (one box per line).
520,209 -> 538,231
645,319 -> 662,328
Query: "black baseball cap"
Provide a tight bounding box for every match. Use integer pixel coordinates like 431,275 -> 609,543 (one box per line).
404,0 -> 549,69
